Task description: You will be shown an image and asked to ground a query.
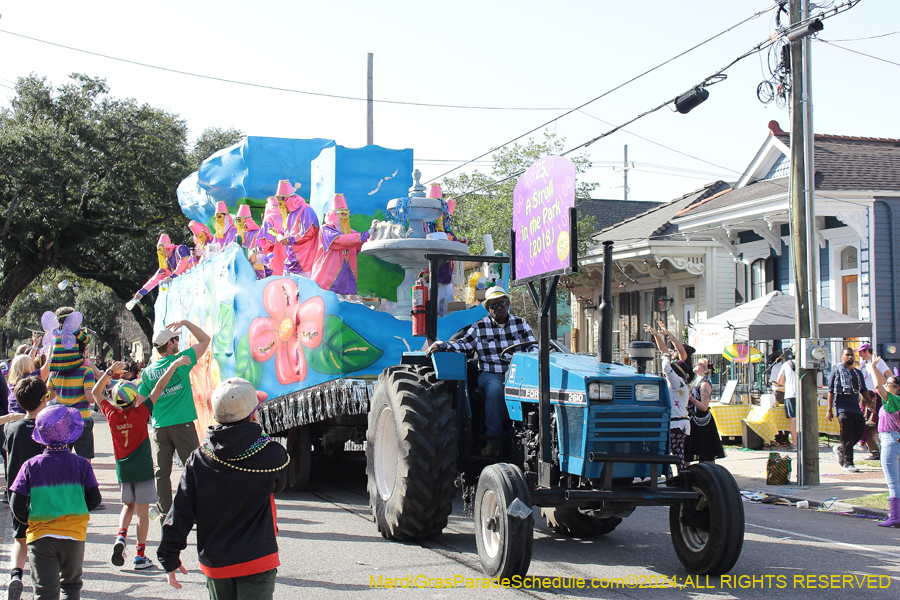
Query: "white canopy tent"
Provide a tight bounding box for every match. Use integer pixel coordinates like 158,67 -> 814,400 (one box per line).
689,291 -> 872,354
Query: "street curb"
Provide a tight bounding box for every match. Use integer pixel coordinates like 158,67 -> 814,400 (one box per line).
788,496 -> 888,518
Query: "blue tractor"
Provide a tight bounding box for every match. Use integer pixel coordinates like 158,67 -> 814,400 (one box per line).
365,244 -> 744,578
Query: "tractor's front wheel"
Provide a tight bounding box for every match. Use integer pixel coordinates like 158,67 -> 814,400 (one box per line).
474,463 -> 533,579
669,462 -> 744,575
366,364 -> 458,540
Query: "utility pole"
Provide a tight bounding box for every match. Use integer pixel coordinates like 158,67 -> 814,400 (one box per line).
623,145 -> 631,201
789,0 -> 819,486
367,53 -> 374,146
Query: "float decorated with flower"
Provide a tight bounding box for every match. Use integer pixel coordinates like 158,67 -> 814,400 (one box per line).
155,137 -> 478,489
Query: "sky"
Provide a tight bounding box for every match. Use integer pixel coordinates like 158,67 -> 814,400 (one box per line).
1,0 -> 896,204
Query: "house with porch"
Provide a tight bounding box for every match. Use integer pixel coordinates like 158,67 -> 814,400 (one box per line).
571,121 -> 900,367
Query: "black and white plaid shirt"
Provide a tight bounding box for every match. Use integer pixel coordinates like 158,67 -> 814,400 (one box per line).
436,314 -> 536,374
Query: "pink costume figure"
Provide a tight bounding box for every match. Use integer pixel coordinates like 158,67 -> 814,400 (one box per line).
213,201 -> 238,248
258,180 -> 319,276
311,194 -> 372,295
131,234 -> 191,303
236,204 -> 271,280
187,220 -> 212,268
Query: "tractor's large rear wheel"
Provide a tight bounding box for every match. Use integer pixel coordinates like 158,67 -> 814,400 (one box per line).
541,507 -> 622,537
366,364 -> 458,540
669,462 -> 744,575
474,463 -> 533,579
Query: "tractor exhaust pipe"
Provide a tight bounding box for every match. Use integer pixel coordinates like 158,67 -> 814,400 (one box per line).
598,241 -> 613,364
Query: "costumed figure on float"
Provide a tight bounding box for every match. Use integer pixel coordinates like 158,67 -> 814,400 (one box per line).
236,204 -> 271,279
311,193 -> 373,296
212,201 -> 238,248
187,220 -> 212,269
258,180 -> 319,276
127,234 -> 191,309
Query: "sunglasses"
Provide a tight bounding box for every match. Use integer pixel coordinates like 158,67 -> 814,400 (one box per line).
487,300 -> 509,310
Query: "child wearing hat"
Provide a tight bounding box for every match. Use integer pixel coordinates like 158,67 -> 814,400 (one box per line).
4,376 -> 51,600
91,356 -> 191,570
9,404 -> 101,600
158,377 -> 288,599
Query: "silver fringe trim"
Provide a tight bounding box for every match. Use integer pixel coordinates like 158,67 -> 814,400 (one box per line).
258,379 -> 376,434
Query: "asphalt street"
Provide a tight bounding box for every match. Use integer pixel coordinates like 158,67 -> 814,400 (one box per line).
2,430 -> 898,599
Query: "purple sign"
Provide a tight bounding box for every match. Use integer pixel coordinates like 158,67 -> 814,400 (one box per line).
512,156 -> 576,280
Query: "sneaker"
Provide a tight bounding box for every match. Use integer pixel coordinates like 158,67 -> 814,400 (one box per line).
133,555 -> 153,570
865,453 -> 880,461
843,464 -> 859,473
111,537 -> 126,567
7,577 -> 23,600
832,445 -> 844,467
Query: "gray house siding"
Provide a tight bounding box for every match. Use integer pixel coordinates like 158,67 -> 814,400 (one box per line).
873,198 -> 900,348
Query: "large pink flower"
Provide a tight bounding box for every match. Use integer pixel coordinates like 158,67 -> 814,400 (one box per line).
249,279 -> 324,384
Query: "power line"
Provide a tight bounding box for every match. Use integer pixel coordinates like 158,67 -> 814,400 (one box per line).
0,29 -> 572,112
821,30 -> 899,42
816,38 -> 900,67
576,109 -> 743,175
424,3 -> 778,184
448,1 -> 870,203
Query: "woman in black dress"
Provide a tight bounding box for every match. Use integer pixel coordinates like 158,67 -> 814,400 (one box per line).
685,358 -> 726,463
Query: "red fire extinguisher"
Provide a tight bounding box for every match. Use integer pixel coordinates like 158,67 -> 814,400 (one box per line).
411,277 -> 428,337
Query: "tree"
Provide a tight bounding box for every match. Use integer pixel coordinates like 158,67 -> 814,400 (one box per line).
188,126 -> 244,171
0,74 -> 194,338
441,132 -> 598,330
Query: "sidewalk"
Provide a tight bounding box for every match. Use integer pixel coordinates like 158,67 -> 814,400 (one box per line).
717,441 -> 889,517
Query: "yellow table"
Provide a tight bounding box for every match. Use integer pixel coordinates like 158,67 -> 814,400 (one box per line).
708,403 -> 752,438
743,405 -> 840,442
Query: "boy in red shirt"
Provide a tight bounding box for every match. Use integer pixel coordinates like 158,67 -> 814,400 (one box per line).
92,356 -> 191,569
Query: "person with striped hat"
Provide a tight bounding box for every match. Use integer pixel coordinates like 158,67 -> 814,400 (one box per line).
91,356 -> 191,570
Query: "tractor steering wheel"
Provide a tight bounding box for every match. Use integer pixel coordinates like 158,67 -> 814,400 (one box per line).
499,339 -> 565,362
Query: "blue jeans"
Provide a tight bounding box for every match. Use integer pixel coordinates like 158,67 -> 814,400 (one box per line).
880,431 -> 900,498
478,371 -> 507,444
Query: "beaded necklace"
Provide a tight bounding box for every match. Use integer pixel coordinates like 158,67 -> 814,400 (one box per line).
45,445 -> 72,453
200,434 -> 290,473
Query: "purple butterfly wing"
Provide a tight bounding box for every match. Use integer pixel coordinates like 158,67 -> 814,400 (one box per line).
41,312 -> 60,354
61,312 -> 83,333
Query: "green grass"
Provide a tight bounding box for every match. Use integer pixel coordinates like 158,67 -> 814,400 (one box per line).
858,460 -> 881,468
842,492 -> 889,512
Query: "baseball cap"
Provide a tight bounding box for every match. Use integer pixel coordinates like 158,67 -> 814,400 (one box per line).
112,380 -> 140,408
211,377 -> 259,424
152,329 -> 178,346
858,343 -> 872,352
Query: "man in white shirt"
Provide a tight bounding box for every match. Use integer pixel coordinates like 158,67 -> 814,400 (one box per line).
858,342 -> 891,460
776,350 -> 797,447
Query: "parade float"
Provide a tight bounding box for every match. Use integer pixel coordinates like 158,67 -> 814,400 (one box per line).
159,137 -> 478,489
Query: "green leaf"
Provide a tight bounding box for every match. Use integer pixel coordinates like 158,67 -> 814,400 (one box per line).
234,334 -> 262,388
305,315 -> 384,375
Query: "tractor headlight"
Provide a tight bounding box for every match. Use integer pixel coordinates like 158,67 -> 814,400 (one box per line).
635,384 -> 660,402
588,382 -> 613,401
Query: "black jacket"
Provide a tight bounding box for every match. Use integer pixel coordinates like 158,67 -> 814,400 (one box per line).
157,421 -> 288,577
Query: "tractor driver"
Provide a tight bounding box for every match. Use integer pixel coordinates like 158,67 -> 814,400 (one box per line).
426,286 -> 536,459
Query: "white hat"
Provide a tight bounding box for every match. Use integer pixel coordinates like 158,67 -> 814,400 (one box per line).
211,377 -> 259,424
482,286 -> 510,308
152,329 -> 178,346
